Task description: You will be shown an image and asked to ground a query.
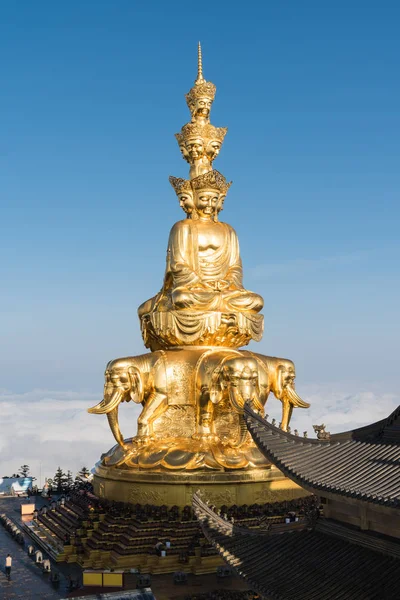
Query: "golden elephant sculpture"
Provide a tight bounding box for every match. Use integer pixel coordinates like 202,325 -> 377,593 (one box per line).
88,349 -> 309,452
88,352 -> 167,450
195,350 -> 263,448
196,350 -> 309,445
242,351 -> 310,431
88,349 -> 209,449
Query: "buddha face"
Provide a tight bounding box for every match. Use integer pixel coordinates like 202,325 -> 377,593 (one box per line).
207,140 -> 222,161
186,138 -> 205,161
194,190 -> 219,218
193,97 -> 212,119
178,191 -> 195,216
216,193 -> 226,214
179,144 -> 190,163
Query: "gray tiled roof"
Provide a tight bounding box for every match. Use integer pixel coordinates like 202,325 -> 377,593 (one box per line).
244,404 -> 400,507
193,493 -> 400,600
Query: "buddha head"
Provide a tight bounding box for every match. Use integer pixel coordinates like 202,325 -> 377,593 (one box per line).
186,83 -> 216,121
190,170 -> 232,222
186,137 -> 205,161
193,190 -> 220,219
204,126 -> 227,163
169,176 -> 196,219
179,190 -> 196,218
185,43 -> 216,121
185,41 -> 216,124
192,96 -> 213,120
175,133 -> 190,164
216,180 -> 231,215
206,139 -> 222,162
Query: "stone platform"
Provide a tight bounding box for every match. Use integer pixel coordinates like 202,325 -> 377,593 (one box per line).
93,463 -> 307,508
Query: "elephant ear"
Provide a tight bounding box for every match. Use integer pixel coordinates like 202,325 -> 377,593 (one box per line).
275,365 -> 284,400
128,367 -> 144,404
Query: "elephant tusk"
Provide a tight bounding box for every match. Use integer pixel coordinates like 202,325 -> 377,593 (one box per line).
88,390 -> 124,414
285,384 -> 310,408
87,400 -> 107,414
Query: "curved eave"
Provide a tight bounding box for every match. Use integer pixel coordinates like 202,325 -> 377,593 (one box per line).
244,405 -> 400,508
193,493 -> 400,600
192,493 -> 289,600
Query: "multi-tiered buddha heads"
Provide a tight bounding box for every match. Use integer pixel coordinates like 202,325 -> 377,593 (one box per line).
175,43 -> 227,180
169,170 -> 231,221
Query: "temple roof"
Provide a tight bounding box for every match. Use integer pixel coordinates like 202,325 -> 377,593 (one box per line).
193,493 -> 400,600
243,404 -> 400,507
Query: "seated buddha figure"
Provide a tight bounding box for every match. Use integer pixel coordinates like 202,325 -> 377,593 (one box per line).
138,171 -> 264,318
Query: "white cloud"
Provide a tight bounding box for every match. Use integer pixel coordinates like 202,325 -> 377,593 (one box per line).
0,386 -> 398,485
265,383 -> 399,436
0,389 -> 142,484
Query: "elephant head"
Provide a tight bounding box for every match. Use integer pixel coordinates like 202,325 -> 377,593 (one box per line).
268,358 -> 310,431
219,358 -> 262,412
210,356 -> 264,447
88,358 -> 144,450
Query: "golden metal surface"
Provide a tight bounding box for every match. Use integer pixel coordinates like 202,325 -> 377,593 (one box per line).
89,44 -> 310,485
93,462 -> 307,508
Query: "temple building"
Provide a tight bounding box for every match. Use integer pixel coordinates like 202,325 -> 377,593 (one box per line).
193,404 -> 400,599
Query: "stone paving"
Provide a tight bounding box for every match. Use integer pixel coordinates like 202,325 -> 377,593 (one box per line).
0,496 -> 65,599
0,496 -> 252,599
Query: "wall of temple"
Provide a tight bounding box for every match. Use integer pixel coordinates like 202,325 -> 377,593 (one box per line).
323,496 -> 400,539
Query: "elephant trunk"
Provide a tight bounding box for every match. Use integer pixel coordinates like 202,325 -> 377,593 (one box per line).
107,408 -> 127,449
228,386 -> 244,413
229,414 -> 249,448
228,388 -> 252,448
88,389 -> 128,449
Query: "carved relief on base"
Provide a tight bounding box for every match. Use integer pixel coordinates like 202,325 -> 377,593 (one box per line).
254,485 -> 307,503
128,485 -> 168,505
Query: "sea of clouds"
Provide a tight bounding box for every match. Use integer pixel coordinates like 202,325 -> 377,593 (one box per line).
0,385 -> 398,484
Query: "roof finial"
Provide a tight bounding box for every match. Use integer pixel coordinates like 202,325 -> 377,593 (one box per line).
195,41 -> 205,85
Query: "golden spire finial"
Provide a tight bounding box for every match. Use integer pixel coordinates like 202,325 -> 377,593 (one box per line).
196,41 -> 205,85
185,43 -> 216,119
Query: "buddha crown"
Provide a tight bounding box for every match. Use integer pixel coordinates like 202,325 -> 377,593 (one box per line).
191,170 -> 232,194
175,123 -> 227,146
169,176 -> 192,195
169,171 -> 232,197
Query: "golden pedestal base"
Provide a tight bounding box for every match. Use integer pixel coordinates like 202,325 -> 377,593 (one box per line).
93,462 -> 307,508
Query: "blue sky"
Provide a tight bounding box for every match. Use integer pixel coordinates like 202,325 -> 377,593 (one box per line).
1,2 -> 399,477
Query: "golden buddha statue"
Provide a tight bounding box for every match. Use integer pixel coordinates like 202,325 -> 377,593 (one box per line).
138,170 -> 263,320
139,49 -> 264,351
89,44 -> 310,507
